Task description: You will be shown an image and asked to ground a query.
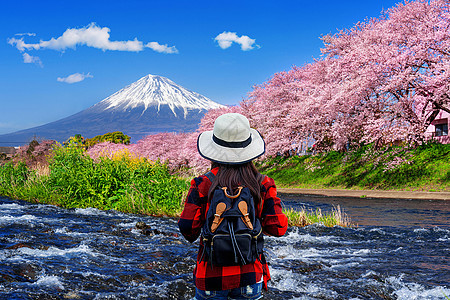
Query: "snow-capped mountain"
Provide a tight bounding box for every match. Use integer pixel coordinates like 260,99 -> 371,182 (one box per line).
96,74 -> 222,117
0,74 -> 224,146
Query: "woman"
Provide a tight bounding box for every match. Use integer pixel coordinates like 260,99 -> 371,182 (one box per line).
178,113 -> 288,300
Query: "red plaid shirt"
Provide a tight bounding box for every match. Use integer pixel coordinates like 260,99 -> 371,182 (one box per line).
178,167 -> 288,291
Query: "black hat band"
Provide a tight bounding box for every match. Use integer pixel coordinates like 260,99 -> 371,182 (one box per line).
212,134 -> 252,148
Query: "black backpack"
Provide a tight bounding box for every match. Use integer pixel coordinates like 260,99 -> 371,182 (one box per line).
200,172 -> 264,267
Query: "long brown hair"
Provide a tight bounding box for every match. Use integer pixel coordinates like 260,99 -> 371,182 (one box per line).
208,161 -> 264,209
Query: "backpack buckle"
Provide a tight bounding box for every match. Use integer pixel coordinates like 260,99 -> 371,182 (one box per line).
211,202 -> 227,233
238,201 -> 253,230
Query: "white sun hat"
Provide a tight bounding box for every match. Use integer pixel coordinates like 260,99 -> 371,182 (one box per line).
197,113 -> 265,164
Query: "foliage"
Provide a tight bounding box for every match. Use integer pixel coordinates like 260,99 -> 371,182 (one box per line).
283,205 -> 351,227
86,141 -> 130,161
47,142 -> 188,215
63,132 -> 131,150
5,139 -> 449,226
0,161 -> 56,203
0,162 -> 30,194
85,131 -> 131,148
64,134 -> 86,147
259,142 -> 450,191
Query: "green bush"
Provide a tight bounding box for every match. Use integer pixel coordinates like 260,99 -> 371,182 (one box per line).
47,142 -> 188,215
0,162 -> 31,194
85,131 -> 131,148
0,161 -> 56,203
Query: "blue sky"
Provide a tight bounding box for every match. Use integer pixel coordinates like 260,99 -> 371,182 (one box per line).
1,0 -> 401,135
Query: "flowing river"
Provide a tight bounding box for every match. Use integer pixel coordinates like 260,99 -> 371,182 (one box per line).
0,194 -> 449,300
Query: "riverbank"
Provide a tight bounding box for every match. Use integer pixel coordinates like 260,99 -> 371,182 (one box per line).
278,188 -> 450,200
257,142 -> 450,193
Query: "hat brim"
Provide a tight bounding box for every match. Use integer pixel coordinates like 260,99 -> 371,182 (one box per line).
197,129 -> 265,164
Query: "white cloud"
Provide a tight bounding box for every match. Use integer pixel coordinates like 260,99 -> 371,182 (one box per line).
8,23 -> 179,67
57,73 -> 93,84
8,37 -> 34,51
15,33 -> 36,37
145,42 -> 178,54
8,23 -> 144,52
22,53 -> 43,67
214,31 -> 259,51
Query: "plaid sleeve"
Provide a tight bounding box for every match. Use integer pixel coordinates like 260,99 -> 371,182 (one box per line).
259,176 -> 288,237
178,176 -> 209,243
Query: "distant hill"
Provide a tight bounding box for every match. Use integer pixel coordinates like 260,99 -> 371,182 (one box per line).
0,74 -> 224,146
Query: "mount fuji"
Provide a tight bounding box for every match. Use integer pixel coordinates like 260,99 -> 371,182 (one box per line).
0,75 -> 224,146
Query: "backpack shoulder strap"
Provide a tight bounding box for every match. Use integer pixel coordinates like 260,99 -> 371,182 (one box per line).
204,171 -> 216,183
256,174 -> 267,218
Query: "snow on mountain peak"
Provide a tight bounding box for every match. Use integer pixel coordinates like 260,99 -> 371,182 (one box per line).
98,74 -> 224,117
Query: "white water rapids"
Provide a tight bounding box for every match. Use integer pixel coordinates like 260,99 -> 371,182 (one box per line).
0,195 -> 449,299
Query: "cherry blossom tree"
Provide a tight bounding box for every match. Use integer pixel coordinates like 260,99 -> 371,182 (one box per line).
321,0 -> 450,145
246,0 -> 450,152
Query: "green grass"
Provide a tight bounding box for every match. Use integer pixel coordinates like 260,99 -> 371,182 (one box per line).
443,290 -> 450,300
0,162 -> 60,204
257,142 -> 450,192
283,205 -> 352,227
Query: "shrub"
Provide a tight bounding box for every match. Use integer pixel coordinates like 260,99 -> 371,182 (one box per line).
0,162 -> 31,194
85,131 -> 131,148
47,141 -> 189,215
